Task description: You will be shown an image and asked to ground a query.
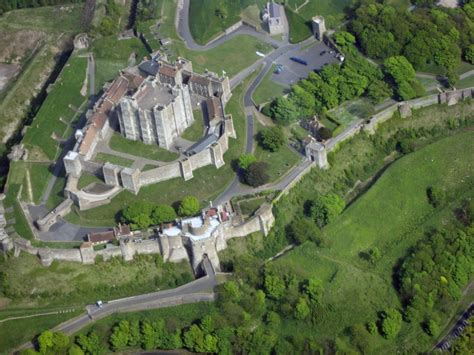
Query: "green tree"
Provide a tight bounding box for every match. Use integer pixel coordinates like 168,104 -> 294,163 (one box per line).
151,204 -> 177,225
270,96 -> 300,125
244,162 -> 270,187
76,331 -> 103,354
291,85 -> 315,117
259,126 -> 286,152
295,297 -> 311,320
384,56 -> 416,83
141,320 -> 157,350
303,278 -> 323,304
367,80 -> 393,103
334,31 -> 356,47
367,321 -> 378,335
238,153 -> 257,170
426,186 -> 445,208
38,330 -> 54,354
286,217 -> 321,245
264,273 -> 285,300
128,320 -> 141,347
465,44 -> 474,64
122,202 -> 154,230
68,345 -> 84,355
310,194 -> 345,228
110,320 -> 130,351
381,308 -> 403,339
425,319 -> 440,336
52,332 -> 70,353
178,196 -> 200,217
222,281 -> 241,302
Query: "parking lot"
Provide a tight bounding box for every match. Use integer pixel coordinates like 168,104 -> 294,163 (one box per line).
271,41 -> 340,86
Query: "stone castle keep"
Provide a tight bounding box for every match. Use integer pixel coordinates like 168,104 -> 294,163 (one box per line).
61,53 -> 234,210
117,76 -> 194,149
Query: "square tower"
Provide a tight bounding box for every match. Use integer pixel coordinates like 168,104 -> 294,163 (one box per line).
312,16 -> 326,41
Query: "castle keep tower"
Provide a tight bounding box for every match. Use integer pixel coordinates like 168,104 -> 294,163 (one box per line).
312,16 -> 326,41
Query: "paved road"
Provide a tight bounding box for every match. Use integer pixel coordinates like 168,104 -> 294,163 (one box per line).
176,0 -> 284,51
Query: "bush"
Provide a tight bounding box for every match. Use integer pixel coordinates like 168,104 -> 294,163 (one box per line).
426,186 -> 445,208
309,194 -> 345,228
318,127 -> 333,140
380,309 -> 403,339
259,126 -> 286,152
178,196 -> 200,217
238,154 -> 257,170
244,162 -> 270,187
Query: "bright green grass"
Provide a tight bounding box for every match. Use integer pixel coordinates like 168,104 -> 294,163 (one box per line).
275,131 -> 474,352
181,109 -> 205,142
64,72 -> 257,226
91,36 -> 150,90
288,0 -> 352,27
252,65 -> 288,105
286,7 -> 313,44
45,173 -> 67,210
458,74 -> 474,89
2,184 -> 35,240
22,56 -> 88,161
172,35 -> 272,77
254,123 -> 301,183
77,173 -> 104,190
8,161 -> 51,204
109,133 -> 179,162
188,0 -> 242,44
94,153 -> 134,168
0,310 -> 82,354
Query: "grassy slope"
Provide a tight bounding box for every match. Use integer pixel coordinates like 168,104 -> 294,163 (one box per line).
0,5 -> 84,151
94,152 -> 134,168
22,56 -> 88,161
275,130 -> 474,352
64,72 -> 256,226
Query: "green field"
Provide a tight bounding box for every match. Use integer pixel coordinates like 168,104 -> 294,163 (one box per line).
0,252 -> 193,353
77,173 -> 104,190
22,56 -> 88,161
109,133 -> 179,162
252,65 -> 288,105
254,122 -> 301,182
94,152 -> 134,168
64,72 -> 257,226
273,130 -> 474,352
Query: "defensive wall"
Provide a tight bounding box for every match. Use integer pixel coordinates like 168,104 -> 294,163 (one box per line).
6,203 -> 275,272
307,88 -> 474,167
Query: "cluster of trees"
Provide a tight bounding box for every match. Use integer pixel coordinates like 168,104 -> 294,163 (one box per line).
122,196 -> 200,230
397,224 -> 473,335
349,0 -> 474,75
384,56 -> 425,100
136,0 -> 160,22
238,154 -> 270,187
95,0 -> 122,36
307,193 -> 346,228
258,126 -> 286,152
0,0 -> 83,15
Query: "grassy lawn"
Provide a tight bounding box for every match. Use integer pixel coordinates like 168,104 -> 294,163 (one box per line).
90,36 -> 150,90
188,0 -> 242,44
94,152 -> 134,168
64,72 -> 257,226
273,130 -> 474,352
45,173 -> 67,210
0,253 -> 193,308
172,35 -> 272,78
328,98 -> 374,126
286,7 -> 313,44
7,161 -> 52,204
109,133 -> 179,162
77,173 -> 104,190
22,56 -> 88,161
3,184 -> 35,240
458,74 -> 474,89
181,109 -> 205,142
254,122 -> 301,183
252,65 -> 289,105
0,252 -> 194,353
0,310 -> 82,354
